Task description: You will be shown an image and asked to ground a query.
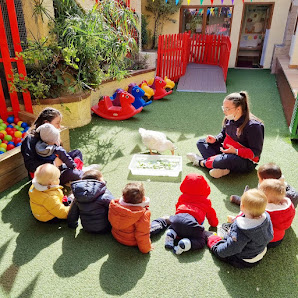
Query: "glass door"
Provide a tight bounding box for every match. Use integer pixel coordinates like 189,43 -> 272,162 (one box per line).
237,4 -> 273,68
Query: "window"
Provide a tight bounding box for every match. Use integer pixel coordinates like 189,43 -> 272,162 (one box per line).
180,6 -> 233,36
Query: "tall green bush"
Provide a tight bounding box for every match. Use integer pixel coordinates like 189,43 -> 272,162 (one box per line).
145,0 -> 181,49
11,0 -> 139,99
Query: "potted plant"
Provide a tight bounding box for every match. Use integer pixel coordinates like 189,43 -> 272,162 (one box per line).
10,0 -> 139,128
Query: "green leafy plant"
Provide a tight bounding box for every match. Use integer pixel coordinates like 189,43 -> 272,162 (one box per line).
145,0 -> 182,49
11,0 -> 139,99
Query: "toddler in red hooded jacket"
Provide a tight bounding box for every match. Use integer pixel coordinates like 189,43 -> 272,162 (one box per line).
164,173 -> 218,254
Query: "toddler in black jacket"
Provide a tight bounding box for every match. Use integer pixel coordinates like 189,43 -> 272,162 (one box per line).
68,170 -> 114,233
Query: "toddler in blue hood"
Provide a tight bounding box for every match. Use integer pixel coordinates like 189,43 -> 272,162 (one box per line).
67,169 -> 114,233
206,189 -> 273,268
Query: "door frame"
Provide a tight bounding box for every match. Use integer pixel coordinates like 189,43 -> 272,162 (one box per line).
235,2 -> 274,67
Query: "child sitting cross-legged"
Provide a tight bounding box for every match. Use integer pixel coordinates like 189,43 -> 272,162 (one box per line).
29,163 -> 71,222
163,173 -> 218,255
108,182 -> 152,254
67,169 -> 114,233
206,189 -> 273,268
258,179 -> 295,248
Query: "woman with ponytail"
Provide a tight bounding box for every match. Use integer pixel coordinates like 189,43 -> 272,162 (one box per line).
187,91 -> 264,178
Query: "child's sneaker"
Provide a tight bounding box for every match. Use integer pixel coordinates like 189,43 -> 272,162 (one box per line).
165,229 -> 177,249
174,238 -> 191,255
217,223 -> 231,239
230,195 -> 241,205
209,168 -> 230,178
186,153 -> 204,167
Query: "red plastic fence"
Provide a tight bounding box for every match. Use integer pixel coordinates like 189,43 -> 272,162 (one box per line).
157,33 -> 231,82
0,0 -> 32,120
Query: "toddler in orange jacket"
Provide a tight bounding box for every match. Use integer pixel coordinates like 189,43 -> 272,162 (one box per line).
108,182 -> 152,253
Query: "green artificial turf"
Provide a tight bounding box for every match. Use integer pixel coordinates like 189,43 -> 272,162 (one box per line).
0,69 -> 297,297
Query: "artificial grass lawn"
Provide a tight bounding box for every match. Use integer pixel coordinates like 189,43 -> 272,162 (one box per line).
0,69 -> 297,297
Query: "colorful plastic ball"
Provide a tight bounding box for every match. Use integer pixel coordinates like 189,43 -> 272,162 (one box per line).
4,134 -> 12,141
6,144 -> 15,151
14,125 -> 20,130
1,123 -> 7,129
0,118 -> 3,123
19,127 -> 24,132
0,130 -> 7,136
2,140 -> 8,145
14,117 -> 20,124
0,147 -> 6,153
0,133 -> 4,140
16,142 -> 22,147
7,124 -> 14,128
14,131 -> 22,138
14,137 -> 22,144
8,141 -> 14,145
22,132 -> 27,138
21,122 -> 28,128
7,116 -> 14,124
17,121 -> 23,126
0,143 -> 7,149
7,131 -> 15,137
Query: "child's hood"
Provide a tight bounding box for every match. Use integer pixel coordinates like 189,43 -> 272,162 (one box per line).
71,179 -> 107,203
235,212 -> 273,244
180,173 -> 210,196
109,199 -> 148,229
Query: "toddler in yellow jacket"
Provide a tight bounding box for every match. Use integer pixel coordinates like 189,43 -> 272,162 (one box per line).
29,163 -> 70,222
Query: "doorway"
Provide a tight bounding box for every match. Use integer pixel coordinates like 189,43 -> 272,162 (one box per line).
236,3 -> 274,68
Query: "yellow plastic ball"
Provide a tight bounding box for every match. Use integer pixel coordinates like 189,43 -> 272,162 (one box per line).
14,131 -> 22,138
0,143 -> 7,149
0,130 -> 7,136
17,121 -> 23,127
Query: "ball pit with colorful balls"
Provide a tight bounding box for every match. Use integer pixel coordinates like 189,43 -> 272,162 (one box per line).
0,116 -> 29,152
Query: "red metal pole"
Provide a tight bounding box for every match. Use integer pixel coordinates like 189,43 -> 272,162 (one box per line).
0,3 -> 20,118
6,0 -> 33,113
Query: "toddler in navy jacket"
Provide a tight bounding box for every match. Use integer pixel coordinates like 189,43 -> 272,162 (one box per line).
206,189 -> 273,268
68,169 -> 114,233
35,123 -> 83,171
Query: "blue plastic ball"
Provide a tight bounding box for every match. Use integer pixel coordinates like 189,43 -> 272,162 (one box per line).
0,151 -> 4,154
21,122 -> 28,128
8,141 -> 15,145
16,142 -> 22,147
7,116 -> 14,124
7,124 -> 14,128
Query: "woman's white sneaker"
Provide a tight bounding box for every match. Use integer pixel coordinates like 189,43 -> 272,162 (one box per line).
209,168 -> 230,178
186,153 -> 203,166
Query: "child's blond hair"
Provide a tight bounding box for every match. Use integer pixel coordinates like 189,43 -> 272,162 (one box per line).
241,189 -> 267,218
259,179 -> 286,204
122,182 -> 145,204
35,163 -> 60,186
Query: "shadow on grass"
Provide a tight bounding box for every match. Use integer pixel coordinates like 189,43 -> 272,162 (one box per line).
0,182 -> 72,295
210,228 -> 298,297
99,244 -> 150,295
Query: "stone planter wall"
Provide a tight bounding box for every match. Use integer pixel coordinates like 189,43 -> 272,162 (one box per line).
30,68 -> 156,128
32,92 -> 92,129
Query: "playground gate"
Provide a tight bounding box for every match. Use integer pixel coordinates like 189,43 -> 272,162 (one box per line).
156,33 -> 231,83
0,0 -> 32,120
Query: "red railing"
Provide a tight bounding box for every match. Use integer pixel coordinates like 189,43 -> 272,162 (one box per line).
0,0 -> 32,120
157,33 -> 231,82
